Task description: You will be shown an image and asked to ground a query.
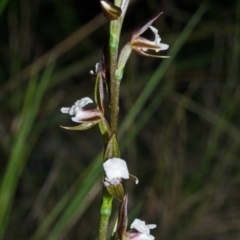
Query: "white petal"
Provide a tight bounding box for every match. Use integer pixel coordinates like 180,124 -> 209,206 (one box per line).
149,26 -> 161,45
75,110 -> 94,119
71,117 -> 83,123
103,158 -> 129,182
61,97 -> 94,116
69,105 -> 80,115
149,26 -> 169,52
137,234 -> 155,240
130,219 -> 150,235
61,107 -> 70,114
72,111 -> 89,121
159,43 -> 169,51
77,97 -> 93,108
133,233 -> 154,240
147,224 -> 157,230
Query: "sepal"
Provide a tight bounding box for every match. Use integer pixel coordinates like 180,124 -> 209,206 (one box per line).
131,12 -> 163,40
71,109 -> 103,123
117,43 -> 132,81
60,122 -> 98,131
98,118 -> 111,144
104,133 -> 120,160
106,183 -> 124,201
94,63 -> 105,114
117,195 -> 128,239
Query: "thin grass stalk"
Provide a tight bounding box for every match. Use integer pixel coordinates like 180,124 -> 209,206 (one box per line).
0,0 -> 9,15
0,62 -> 55,239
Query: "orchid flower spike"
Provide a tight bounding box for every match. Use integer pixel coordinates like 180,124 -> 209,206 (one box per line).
125,219 -> 157,240
130,12 -> 169,58
61,97 -> 102,123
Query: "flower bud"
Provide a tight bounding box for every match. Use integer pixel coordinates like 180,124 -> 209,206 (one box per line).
100,0 -> 122,20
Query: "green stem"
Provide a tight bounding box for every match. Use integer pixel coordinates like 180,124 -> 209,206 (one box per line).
98,1 -> 130,239
109,18 -> 121,133
109,0 -> 129,134
98,189 -> 113,240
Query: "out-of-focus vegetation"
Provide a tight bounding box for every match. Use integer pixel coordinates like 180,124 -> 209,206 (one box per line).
0,0 -> 240,239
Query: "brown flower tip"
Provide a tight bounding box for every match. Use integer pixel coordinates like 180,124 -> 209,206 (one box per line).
100,0 -> 122,20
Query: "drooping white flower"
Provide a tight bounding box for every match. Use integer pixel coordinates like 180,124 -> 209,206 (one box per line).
125,219 -> 157,240
61,97 -> 102,123
103,158 -> 129,186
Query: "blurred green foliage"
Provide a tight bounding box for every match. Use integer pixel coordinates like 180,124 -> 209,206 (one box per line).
0,0 -> 240,240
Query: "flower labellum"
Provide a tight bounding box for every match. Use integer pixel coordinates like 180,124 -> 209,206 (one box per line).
61,97 -> 102,123
125,219 -> 157,240
103,158 -> 129,186
130,12 -> 169,58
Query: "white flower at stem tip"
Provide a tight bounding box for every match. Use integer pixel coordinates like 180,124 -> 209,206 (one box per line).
125,219 -> 157,240
61,97 -> 102,123
103,158 -> 129,186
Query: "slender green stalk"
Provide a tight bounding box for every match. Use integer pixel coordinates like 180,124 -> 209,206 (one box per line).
109,0 -> 130,133
98,1 -> 130,239
109,6 -> 122,133
98,189 -> 113,240
0,62 -> 55,239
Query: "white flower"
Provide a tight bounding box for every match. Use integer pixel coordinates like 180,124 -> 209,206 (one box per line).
103,158 -> 129,186
61,97 -> 101,123
131,219 -> 156,235
125,219 -> 157,240
130,12 -> 169,58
